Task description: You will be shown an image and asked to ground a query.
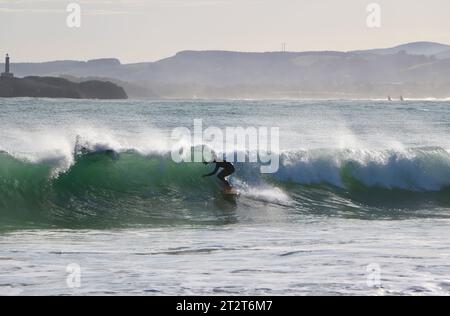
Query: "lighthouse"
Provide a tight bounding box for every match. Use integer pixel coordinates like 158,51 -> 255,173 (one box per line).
1,54 -> 14,79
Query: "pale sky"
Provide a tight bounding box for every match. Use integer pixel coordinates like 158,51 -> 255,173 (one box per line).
1,0 -> 449,63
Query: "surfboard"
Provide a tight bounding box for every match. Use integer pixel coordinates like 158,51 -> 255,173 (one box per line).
214,179 -> 240,196
223,186 -> 239,195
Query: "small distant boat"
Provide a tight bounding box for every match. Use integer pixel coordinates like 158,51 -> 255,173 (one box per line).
400,96 -> 404,101
388,96 -> 392,101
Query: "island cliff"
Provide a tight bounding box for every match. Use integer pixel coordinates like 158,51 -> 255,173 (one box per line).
0,76 -> 128,99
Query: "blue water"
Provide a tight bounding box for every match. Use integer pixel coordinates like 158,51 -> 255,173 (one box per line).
1,98 -> 450,295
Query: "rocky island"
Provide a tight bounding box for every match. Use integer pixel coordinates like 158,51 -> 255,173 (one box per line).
0,54 -> 127,99
0,76 -> 128,99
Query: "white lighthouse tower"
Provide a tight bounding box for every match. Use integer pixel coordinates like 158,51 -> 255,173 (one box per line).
1,54 -> 14,79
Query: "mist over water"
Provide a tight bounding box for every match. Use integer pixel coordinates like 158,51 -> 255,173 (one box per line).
1,99 -> 450,295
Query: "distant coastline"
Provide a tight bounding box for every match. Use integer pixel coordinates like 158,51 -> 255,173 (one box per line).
2,42 -> 450,99
0,76 -> 128,99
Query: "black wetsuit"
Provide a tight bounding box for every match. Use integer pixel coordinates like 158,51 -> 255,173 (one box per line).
203,160 -> 235,187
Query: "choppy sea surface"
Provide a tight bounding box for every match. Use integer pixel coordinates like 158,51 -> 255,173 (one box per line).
1,98 -> 450,295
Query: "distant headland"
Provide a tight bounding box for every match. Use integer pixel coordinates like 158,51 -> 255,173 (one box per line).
3,42 -> 450,99
0,54 -> 127,99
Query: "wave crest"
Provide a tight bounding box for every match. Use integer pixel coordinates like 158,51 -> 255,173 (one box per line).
276,147 -> 450,191
1,145 -> 450,227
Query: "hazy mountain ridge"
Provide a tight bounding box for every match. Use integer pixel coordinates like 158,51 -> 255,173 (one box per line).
3,42 -> 450,99
353,41 -> 450,56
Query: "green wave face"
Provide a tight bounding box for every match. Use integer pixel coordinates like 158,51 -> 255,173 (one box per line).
0,153 -> 53,223
2,147 -> 450,229
0,151 -> 221,229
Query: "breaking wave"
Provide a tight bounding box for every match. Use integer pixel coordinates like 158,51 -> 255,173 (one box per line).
2,142 -> 450,228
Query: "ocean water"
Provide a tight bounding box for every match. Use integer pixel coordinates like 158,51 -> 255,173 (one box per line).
1,98 -> 450,295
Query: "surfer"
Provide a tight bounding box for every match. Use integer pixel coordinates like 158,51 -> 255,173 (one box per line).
202,159 -> 235,189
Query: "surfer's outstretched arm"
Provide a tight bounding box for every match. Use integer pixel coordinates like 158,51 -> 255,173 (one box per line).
202,164 -> 220,177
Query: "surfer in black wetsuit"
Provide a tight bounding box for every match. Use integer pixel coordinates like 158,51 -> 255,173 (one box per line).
202,159 -> 235,188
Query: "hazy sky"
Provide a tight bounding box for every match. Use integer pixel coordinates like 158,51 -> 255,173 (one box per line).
1,0 -> 449,63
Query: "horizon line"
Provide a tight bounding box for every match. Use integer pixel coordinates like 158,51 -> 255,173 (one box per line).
1,40 -> 449,65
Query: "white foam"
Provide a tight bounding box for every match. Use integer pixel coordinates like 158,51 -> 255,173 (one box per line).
274,147 -> 450,191
0,125 -> 171,169
243,186 -> 293,205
